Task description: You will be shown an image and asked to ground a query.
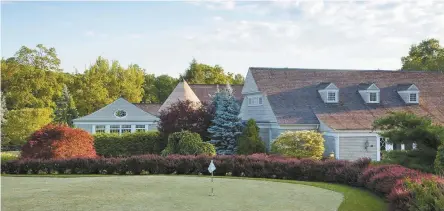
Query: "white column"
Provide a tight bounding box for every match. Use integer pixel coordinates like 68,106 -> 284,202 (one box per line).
131,125 -> 136,133
376,136 -> 381,161
412,143 -> 417,149
401,144 -> 405,150
92,125 -> 96,134
145,124 -> 149,131
385,139 -> 393,151
105,125 -> 110,133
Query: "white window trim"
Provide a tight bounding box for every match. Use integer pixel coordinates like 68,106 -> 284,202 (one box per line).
247,96 -> 263,107
408,92 -> 418,103
368,92 -> 379,103
326,91 -> 338,103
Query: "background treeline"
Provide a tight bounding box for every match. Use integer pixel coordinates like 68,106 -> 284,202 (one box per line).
0,44 -> 244,147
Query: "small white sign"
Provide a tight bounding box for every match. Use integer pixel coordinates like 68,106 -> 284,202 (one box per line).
208,160 -> 216,173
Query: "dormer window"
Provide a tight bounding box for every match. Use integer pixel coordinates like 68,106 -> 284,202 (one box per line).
248,96 -> 263,106
397,84 -> 419,104
327,91 -> 337,102
369,92 -> 378,102
317,82 -> 339,103
409,93 -> 418,103
358,83 -> 380,104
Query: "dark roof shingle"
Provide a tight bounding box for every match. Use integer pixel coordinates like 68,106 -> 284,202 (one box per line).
250,67 -> 444,130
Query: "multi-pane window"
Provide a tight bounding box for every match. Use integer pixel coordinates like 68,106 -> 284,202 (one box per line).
248,96 -> 263,106
135,125 -> 146,132
110,125 -> 120,134
121,125 -> 131,134
95,125 -> 105,134
409,93 -> 417,102
327,92 -> 336,102
369,92 -> 378,102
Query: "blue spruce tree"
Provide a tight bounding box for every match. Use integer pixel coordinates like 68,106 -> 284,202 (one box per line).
208,84 -> 243,155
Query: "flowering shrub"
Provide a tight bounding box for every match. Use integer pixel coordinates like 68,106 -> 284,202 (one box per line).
271,131 -> 325,160
21,124 -> 96,159
388,177 -> 444,211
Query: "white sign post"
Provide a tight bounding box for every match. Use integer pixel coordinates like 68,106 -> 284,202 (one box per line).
208,160 -> 216,196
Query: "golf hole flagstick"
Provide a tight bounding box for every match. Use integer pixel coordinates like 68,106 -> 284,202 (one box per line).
208,160 -> 216,196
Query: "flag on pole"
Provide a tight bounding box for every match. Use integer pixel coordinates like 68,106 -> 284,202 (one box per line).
208,160 -> 216,173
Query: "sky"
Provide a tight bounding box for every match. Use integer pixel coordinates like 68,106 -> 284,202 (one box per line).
1,1 -> 444,77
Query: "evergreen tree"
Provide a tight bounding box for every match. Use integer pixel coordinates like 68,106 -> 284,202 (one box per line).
237,119 -> 265,155
54,85 -> 78,127
208,84 -> 243,155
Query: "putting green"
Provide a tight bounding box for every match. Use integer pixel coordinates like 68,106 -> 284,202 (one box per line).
2,176 -> 343,211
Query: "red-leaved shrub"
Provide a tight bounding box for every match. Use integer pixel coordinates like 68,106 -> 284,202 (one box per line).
21,124 -> 96,159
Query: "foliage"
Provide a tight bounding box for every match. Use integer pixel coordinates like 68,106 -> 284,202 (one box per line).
208,84 -> 243,155
374,112 -> 444,174
161,131 -> 216,156
181,58 -> 244,84
401,38 -> 444,72
53,84 -> 78,127
237,119 -> 265,155
388,177 -> 444,211
271,130 -> 325,160
1,108 -> 53,146
1,151 -> 20,164
71,57 -> 145,116
435,143 -> 444,175
94,131 -> 162,157
142,74 -> 178,103
405,178 -> 444,211
1,57 -> 64,110
13,44 -> 61,72
158,100 -> 214,149
381,150 -> 436,173
0,91 -> 7,125
21,124 -> 96,159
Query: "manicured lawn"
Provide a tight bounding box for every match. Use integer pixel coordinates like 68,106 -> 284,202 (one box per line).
1,175 -> 387,211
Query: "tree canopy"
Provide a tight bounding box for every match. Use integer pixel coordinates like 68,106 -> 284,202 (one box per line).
181,59 -> 244,85
401,38 -> 444,72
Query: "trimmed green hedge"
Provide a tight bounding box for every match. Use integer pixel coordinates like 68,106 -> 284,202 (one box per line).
94,132 -> 162,157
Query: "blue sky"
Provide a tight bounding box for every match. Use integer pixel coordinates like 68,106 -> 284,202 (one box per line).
2,1 -> 444,77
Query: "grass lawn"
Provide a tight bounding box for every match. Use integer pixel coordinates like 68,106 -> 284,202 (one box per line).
1,175 -> 387,211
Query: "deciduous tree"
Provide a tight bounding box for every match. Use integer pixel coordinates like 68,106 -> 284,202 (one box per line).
401,38 -> 444,72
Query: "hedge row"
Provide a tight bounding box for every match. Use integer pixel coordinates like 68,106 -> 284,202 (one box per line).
1,154 -> 370,185
2,154 -> 443,211
93,132 -> 162,157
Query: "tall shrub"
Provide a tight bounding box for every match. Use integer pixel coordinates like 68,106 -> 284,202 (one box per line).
271,130 -> 325,160
208,84 -> 243,155
21,124 -> 96,159
1,108 -> 53,147
237,119 -> 265,155
161,131 -> 215,156
157,100 -> 214,149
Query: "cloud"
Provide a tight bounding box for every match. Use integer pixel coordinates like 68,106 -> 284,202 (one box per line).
184,1 -> 444,70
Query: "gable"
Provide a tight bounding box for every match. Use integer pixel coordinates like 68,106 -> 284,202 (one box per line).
74,98 -> 158,122
242,70 -> 260,94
